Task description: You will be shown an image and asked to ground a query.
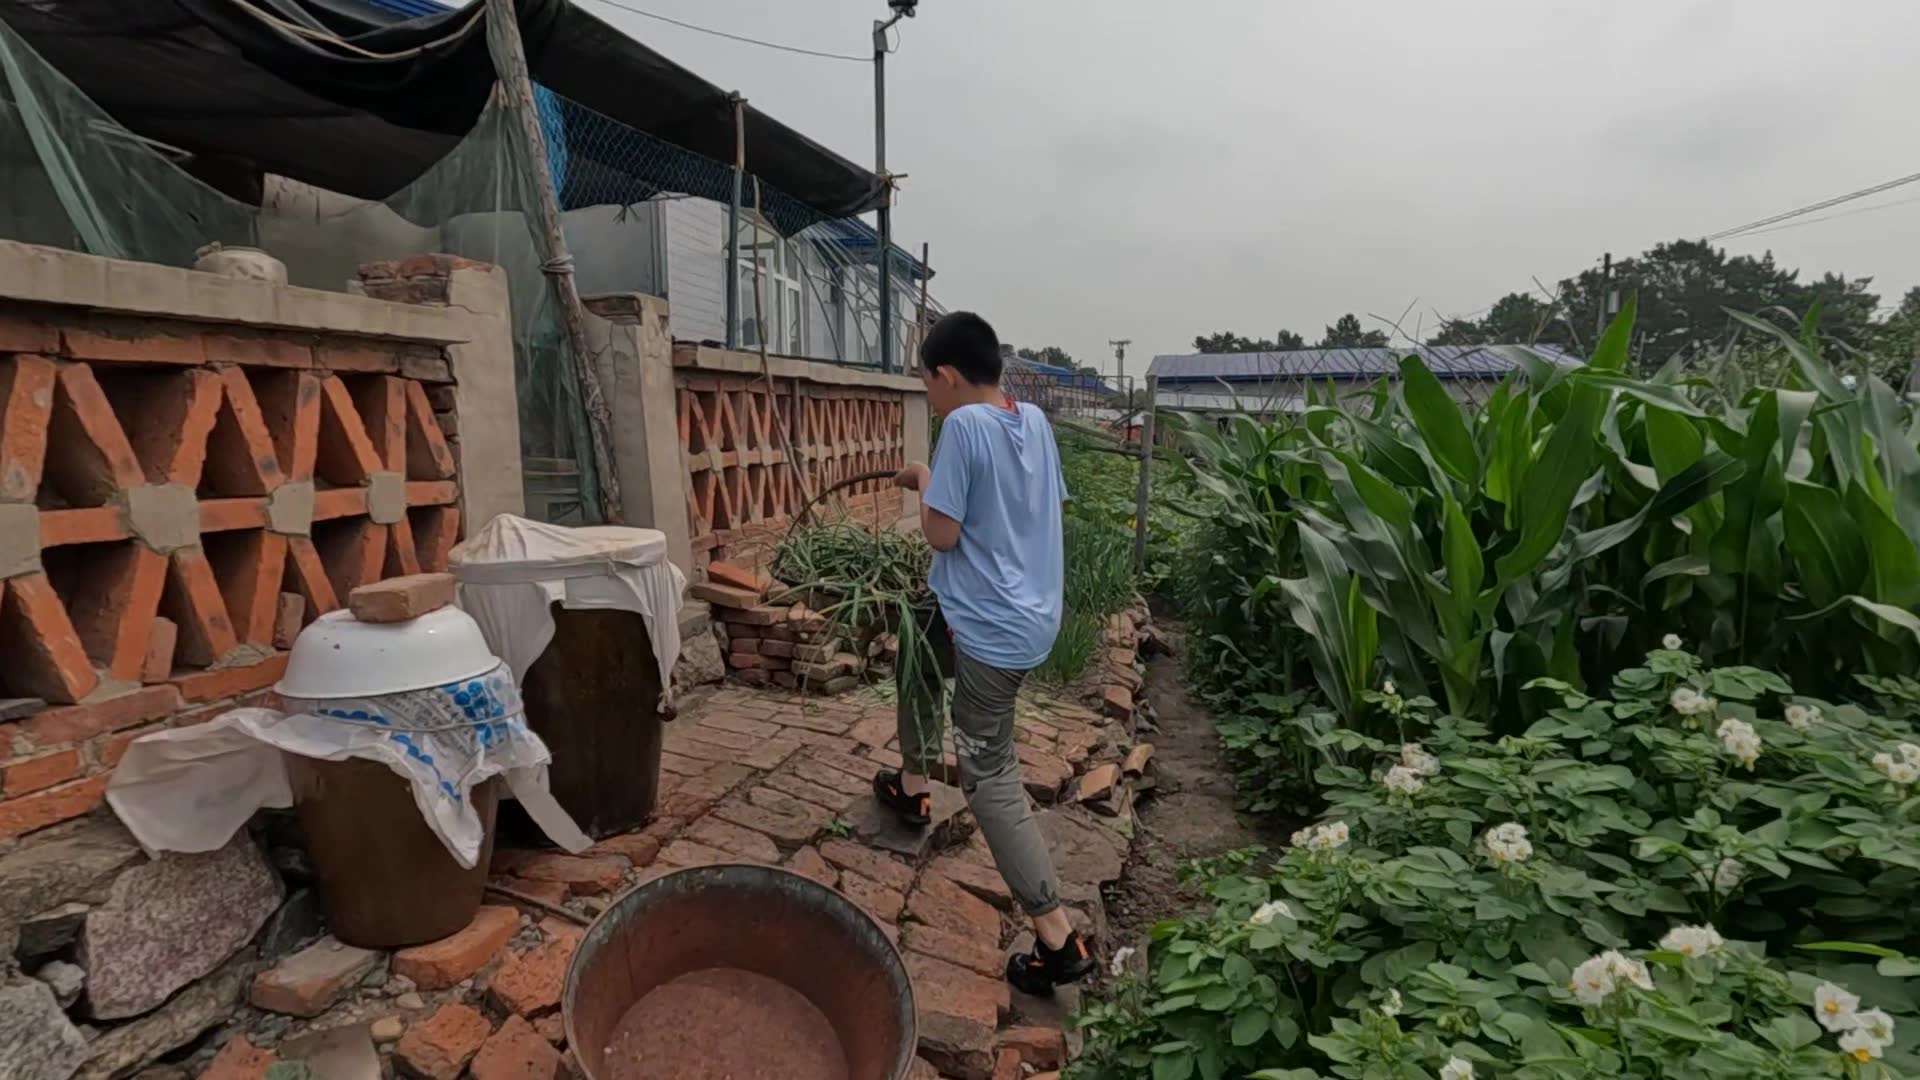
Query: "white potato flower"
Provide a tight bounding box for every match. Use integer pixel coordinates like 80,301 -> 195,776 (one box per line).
1249,900 -> 1294,927
1873,749 -> 1919,785
1717,718 -> 1761,769
1657,924 -> 1725,958
1891,761 -> 1920,785
1854,1007 -> 1896,1046
1784,703 -> 1820,731
1294,821 -> 1350,851
1662,633 -> 1683,650
1901,742 -> 1920,767
1108,946 -> 1135,977
1382,679 -> 1397,696
1606,951 -> 1655,991
1383,764 -> 1425,795
1839,1027 -> 1884,1062
1380,988 -> 1402,1017
1400,742 -> 1441,777
1568,954 -> 1616,1006
1692,857 -> 1745,893
1813,982 -> 1860,1033
1484,822 -> 1533,865
1439,1057 -> 1474,1080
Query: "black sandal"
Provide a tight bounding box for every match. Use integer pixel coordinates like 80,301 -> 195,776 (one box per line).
1006,930 -> 1096,995
872,769 -> 932,828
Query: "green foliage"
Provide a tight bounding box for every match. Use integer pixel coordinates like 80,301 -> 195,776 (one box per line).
1073,653 -> 1920,1079
1172,300 -> 1920,786
1319,314 -> 1390,349
1035,610 -> 1102,686
1197,330 -> 1309,354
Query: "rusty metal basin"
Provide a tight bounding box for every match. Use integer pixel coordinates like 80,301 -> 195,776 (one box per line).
564,864 -> 917,1080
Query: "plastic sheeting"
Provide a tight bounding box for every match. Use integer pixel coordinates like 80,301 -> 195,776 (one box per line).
106,661 -> 592,867
450,515 -> 685,708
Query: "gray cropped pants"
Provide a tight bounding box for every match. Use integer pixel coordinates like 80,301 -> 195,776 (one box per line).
897,608 -> 1064,917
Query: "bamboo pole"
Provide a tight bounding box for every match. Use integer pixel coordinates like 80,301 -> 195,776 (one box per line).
483,0 -> 623,524
1133,375 -> 1158,572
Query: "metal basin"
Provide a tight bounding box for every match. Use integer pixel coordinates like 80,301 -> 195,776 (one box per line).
564,864 -> 917,1080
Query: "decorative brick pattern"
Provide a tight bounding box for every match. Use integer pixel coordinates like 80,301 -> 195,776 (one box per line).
675,371 -> 907,575
0,301 -> 464,838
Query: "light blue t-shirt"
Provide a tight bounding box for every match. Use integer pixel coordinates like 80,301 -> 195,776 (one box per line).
923,401 -> 1068,670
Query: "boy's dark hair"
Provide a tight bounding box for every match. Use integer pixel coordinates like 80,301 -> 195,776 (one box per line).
920,311 -> 1002,385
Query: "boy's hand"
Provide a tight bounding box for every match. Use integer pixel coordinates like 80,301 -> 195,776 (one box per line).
893,463 -> 931,492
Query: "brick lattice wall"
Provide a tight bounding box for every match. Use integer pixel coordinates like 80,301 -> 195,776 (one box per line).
677,371 -> 906,576
0,305 -> 462,838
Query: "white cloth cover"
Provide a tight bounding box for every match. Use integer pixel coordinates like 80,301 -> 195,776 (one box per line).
449,515 -> 686,707
106,661 -> 591,866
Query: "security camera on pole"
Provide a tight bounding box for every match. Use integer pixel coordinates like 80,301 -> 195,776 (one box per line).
874,0 -> 916,373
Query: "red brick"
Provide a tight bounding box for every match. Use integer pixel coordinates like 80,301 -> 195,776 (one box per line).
170,652 -> 287,703
1122,743 -> 1155,776
492,851 -> 628,895
412,506 -> 460,574
198,1036 -> 275,1080
394,1002 -> 492,1080
470,1014 -> 561,1080
201,367 -> 287,496
272,592 -> 305,649
819,839 -> 917,893
140,616 -> 178,684
62,318 -> 207,366
586,831 -> 663,868
1017,742 -> 1073,802
403,380 -> 458,481
770,706 -> 855,736
993,1048 -> 1022,1080
0,316 -> 59,355
905,951 -> 1006,1079
676,761 -> 755,801
385,516 -> 423,577
23,684 -> 179,746
690,581 -> 764,610
203,329 -> 314,371
286,536 -> 339,617
907,872 -> 1003,944
97,722 -> 163,770
929,857 -> 1016,912
532,1013 -> 566,1047
727,652 -> 766,670
491,875 -> 569,914
1075,763 -> 1122,804
219,530 -> 289,646
849,712 -> 895,748
0,573 -> 99,705
714,787 -> 832,844
696,710 -> 781,740
252,370 -> 322,482
0,353 -> 56,501
249,936 -> 381,1017
657,839 -> 730,868
705,561 -> 767,593
315,375 -> 384,486
903,922 -> 1003,979
0,773 -> 109,839
783,845 -> 838,888
164,547 -> 240,666
390,905 -> 518,990
998,1026 -> 1066,1070
348,572 -> 454,624
488,936 -> 574,1017
836,871 -> 906,924
1101,686 -> 1133,722
1,748 -> 81,796
686,815 -> 780,863
761,769 -> 855,813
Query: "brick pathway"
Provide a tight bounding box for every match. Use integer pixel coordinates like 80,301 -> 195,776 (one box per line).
548,682 -> 1121,1080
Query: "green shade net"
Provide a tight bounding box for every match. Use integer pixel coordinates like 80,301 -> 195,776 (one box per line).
0,18 -> 601,521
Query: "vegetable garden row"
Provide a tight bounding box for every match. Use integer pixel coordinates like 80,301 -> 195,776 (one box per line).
1062,302 -> 1920,1079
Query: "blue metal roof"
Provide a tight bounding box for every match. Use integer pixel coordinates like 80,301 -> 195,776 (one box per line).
1147,344 -> 1583,384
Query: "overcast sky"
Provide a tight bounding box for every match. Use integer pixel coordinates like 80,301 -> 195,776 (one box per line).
585,0 -> 1920,383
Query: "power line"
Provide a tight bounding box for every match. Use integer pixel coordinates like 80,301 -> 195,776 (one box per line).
1719,192 -> 1920,242
1705,168 -> 1920,242
579,0 -> 869,62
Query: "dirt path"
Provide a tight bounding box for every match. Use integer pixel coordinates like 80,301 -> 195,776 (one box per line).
1104,628 -> 1277,948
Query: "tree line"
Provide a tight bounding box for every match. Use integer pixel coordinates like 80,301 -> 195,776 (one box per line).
1191,238 -> 1920,380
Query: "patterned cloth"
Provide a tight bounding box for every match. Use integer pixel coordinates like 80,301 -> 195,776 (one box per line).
109,661 -> 590,868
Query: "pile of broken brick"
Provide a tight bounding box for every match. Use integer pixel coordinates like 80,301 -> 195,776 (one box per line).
690,560 -> 897,694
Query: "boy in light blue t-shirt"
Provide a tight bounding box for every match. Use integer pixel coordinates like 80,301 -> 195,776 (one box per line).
877,311 -> 1094,994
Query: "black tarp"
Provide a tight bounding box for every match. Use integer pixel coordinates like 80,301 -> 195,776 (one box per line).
0,0 -> 883,224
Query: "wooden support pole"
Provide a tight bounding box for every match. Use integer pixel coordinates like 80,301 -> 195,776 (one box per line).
1133,375 -> 1158,573
483,0 -> 624,524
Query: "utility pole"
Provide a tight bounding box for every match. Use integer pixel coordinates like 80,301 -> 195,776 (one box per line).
1132,375 -> 1158,573
1594,252 -> 1612,342
725,94 -> 745,350
1108,339 -> 1130,385
483,0 -> 622,524
874,4 -> 915,373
